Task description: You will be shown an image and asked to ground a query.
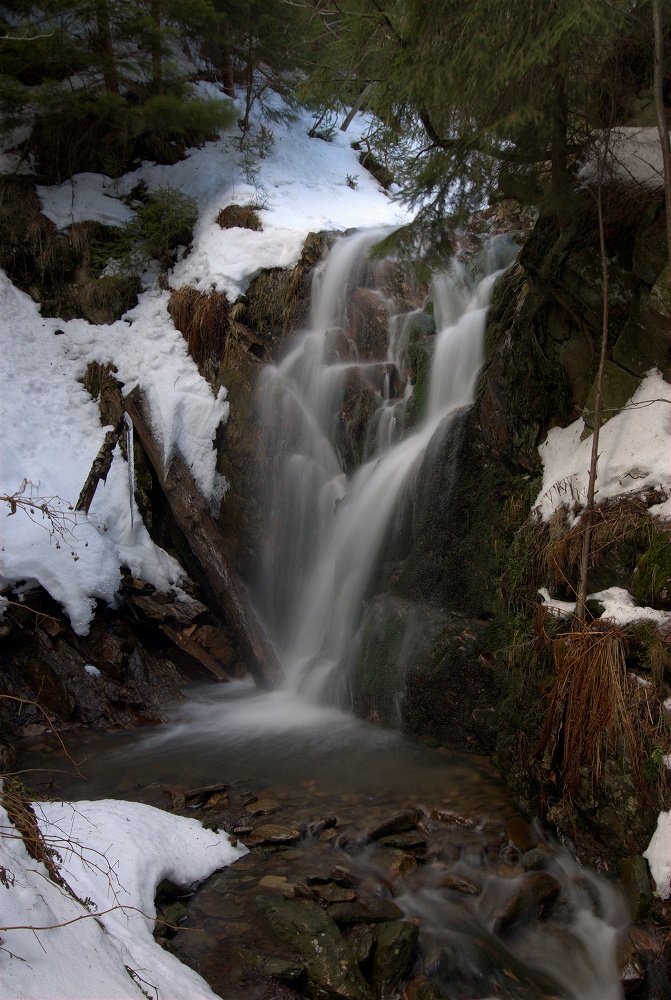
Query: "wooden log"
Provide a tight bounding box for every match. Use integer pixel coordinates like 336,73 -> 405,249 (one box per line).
124,387 -> 282,689
75,414 -> 126,513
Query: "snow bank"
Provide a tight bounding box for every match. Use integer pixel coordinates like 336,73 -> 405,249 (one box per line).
37,172 -> 136,229
538,586 -> 670,630
0,271 -> 225,632
579,126 -> 669,189
644,810 -> 671,901
0,798 -> 246,999
535,370 -> 671,523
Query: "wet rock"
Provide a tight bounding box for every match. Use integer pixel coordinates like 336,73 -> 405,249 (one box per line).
620,855 -> 653,920
185,783 -> 229,808
504,816 -> 537,852
378,832 -> 427,850
343,924 -> 375,967
375,848 -> 417,878
359,811 -> 420,844
258,875 -> 289,890
519,847 -> 552,872
307,867 -> 360,889
304,816 -> 338,837
432,925 -> 563,999
311,883 -> 358,904
493,872 -> 562,933
438,873 -> 482,895
327,895 -> 403,925
195,894 -> 244,919
256,894 -> 372,1000
402,975 -> 446,1000
348,288 -> 390,360
237,947 -> 305,983
246,797 -> 281,816
430,810 -> 476,829
370,919 -> 419,997
247,824 -> 301,845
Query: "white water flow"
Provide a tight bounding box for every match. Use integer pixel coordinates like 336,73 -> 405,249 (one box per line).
257,229 -> 502,699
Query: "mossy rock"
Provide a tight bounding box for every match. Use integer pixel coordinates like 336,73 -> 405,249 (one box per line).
611,286 -> 671,379
581,360 -> 641,430
631,528 -> 671,609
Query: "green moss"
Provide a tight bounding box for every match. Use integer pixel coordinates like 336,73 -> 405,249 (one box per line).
631,528 -> 671,609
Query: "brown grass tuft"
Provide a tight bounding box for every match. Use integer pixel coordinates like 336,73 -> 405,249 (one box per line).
168,286 -> 230,368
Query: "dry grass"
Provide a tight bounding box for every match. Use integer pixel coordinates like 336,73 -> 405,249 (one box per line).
168,286 -> 230,368
216,204 -> 262,231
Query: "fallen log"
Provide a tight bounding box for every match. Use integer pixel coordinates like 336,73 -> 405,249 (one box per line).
124,387 -> 282,689
75,414 -> 126,513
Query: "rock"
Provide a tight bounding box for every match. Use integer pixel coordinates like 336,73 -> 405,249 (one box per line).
237,947 -> 305,983
519,847 -> 552,872
307,867 -> 360,889
348,287 -> 391,360
620,855 -> 653,920
582,360 -> 641,430
184,783 -> 229,807
247,824 -> 301,845
304,816 -> 338,837
402,976 -> 446,1000
632,215 -> 668,286
438,873 -> 482,895
370,919 -> 419,997
359,811 -> 420,844
375,848 -> 417,878
258,875 -> 289,889
343,924 -> 375,967
196,894 -> 244,919
327,895 -> 403,925
311,883 -> 358,904
493,872 -> 562,933
256,894 -> 372,1000
504,816 -> 537,852
246,797 -> 281,816
431,810 -> 476,829
378,832 -> 427,850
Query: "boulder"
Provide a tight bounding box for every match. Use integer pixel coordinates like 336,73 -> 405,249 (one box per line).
256,894 -> 372,1000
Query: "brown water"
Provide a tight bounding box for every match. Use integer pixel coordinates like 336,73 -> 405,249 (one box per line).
22,680 -> 629,1000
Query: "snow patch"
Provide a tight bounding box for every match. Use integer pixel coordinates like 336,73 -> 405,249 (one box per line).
0,798 -> 246,999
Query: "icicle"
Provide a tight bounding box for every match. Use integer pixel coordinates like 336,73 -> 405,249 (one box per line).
125,412 -> 135,529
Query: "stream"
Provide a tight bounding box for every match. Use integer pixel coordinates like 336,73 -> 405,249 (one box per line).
22,230 -> 634,999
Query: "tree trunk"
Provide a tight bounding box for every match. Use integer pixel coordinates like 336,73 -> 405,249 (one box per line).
124,388 -> 282,689
574,139 -> 610,627
653,0 -> 671,274
150,0 -> 163,95
95,0 -> 119,95
75,415 -> 126,513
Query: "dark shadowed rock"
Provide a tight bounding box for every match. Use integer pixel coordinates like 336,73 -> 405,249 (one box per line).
370,919 -> 419,996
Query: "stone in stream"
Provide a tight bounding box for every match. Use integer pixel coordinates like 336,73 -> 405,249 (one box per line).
246,797 -> 281,816
344,810 -> 421,847
255,894 -> 373,1000
504,816 -> 537,853
375,848 -> 417,878
429,809 -> 476,829
369,919 -> 419,997
403,976 -> 446,1000
307,866 -> 360,889
378,832 -> 427,851
327,895 -> 403,925
438,872 -> 482,895
311,882 -> 358,904
343,924 -> 375,967
247,823 -> 301,845
493,872 -> 562,934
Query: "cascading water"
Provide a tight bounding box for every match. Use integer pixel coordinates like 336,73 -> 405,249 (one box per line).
256,229 -> 506,702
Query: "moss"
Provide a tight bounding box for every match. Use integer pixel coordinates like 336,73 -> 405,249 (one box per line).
631,527 -> 671,609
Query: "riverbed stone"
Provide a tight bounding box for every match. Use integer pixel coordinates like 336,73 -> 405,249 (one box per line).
620,855 -> 652,919
493,872 -> 562,933
247,823 -> 301,844
255,894 -> 373,1000
359,810 -> 420,843
327,895 -> 403,925
370,919 -> 419,996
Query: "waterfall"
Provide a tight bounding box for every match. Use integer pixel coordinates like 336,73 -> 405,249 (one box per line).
256,229 -> 514,700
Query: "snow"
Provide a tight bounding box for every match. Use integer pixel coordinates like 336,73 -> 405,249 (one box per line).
0,797 -> 247,999
2,95 -> 410,633
579,126 -> 669,189
644,811 -> 671,901
538,586 -> 670,630
534,370 -> 671,524
37,172 -> 136,230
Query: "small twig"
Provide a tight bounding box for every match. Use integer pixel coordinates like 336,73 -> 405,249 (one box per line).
0,904 -> 200,933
